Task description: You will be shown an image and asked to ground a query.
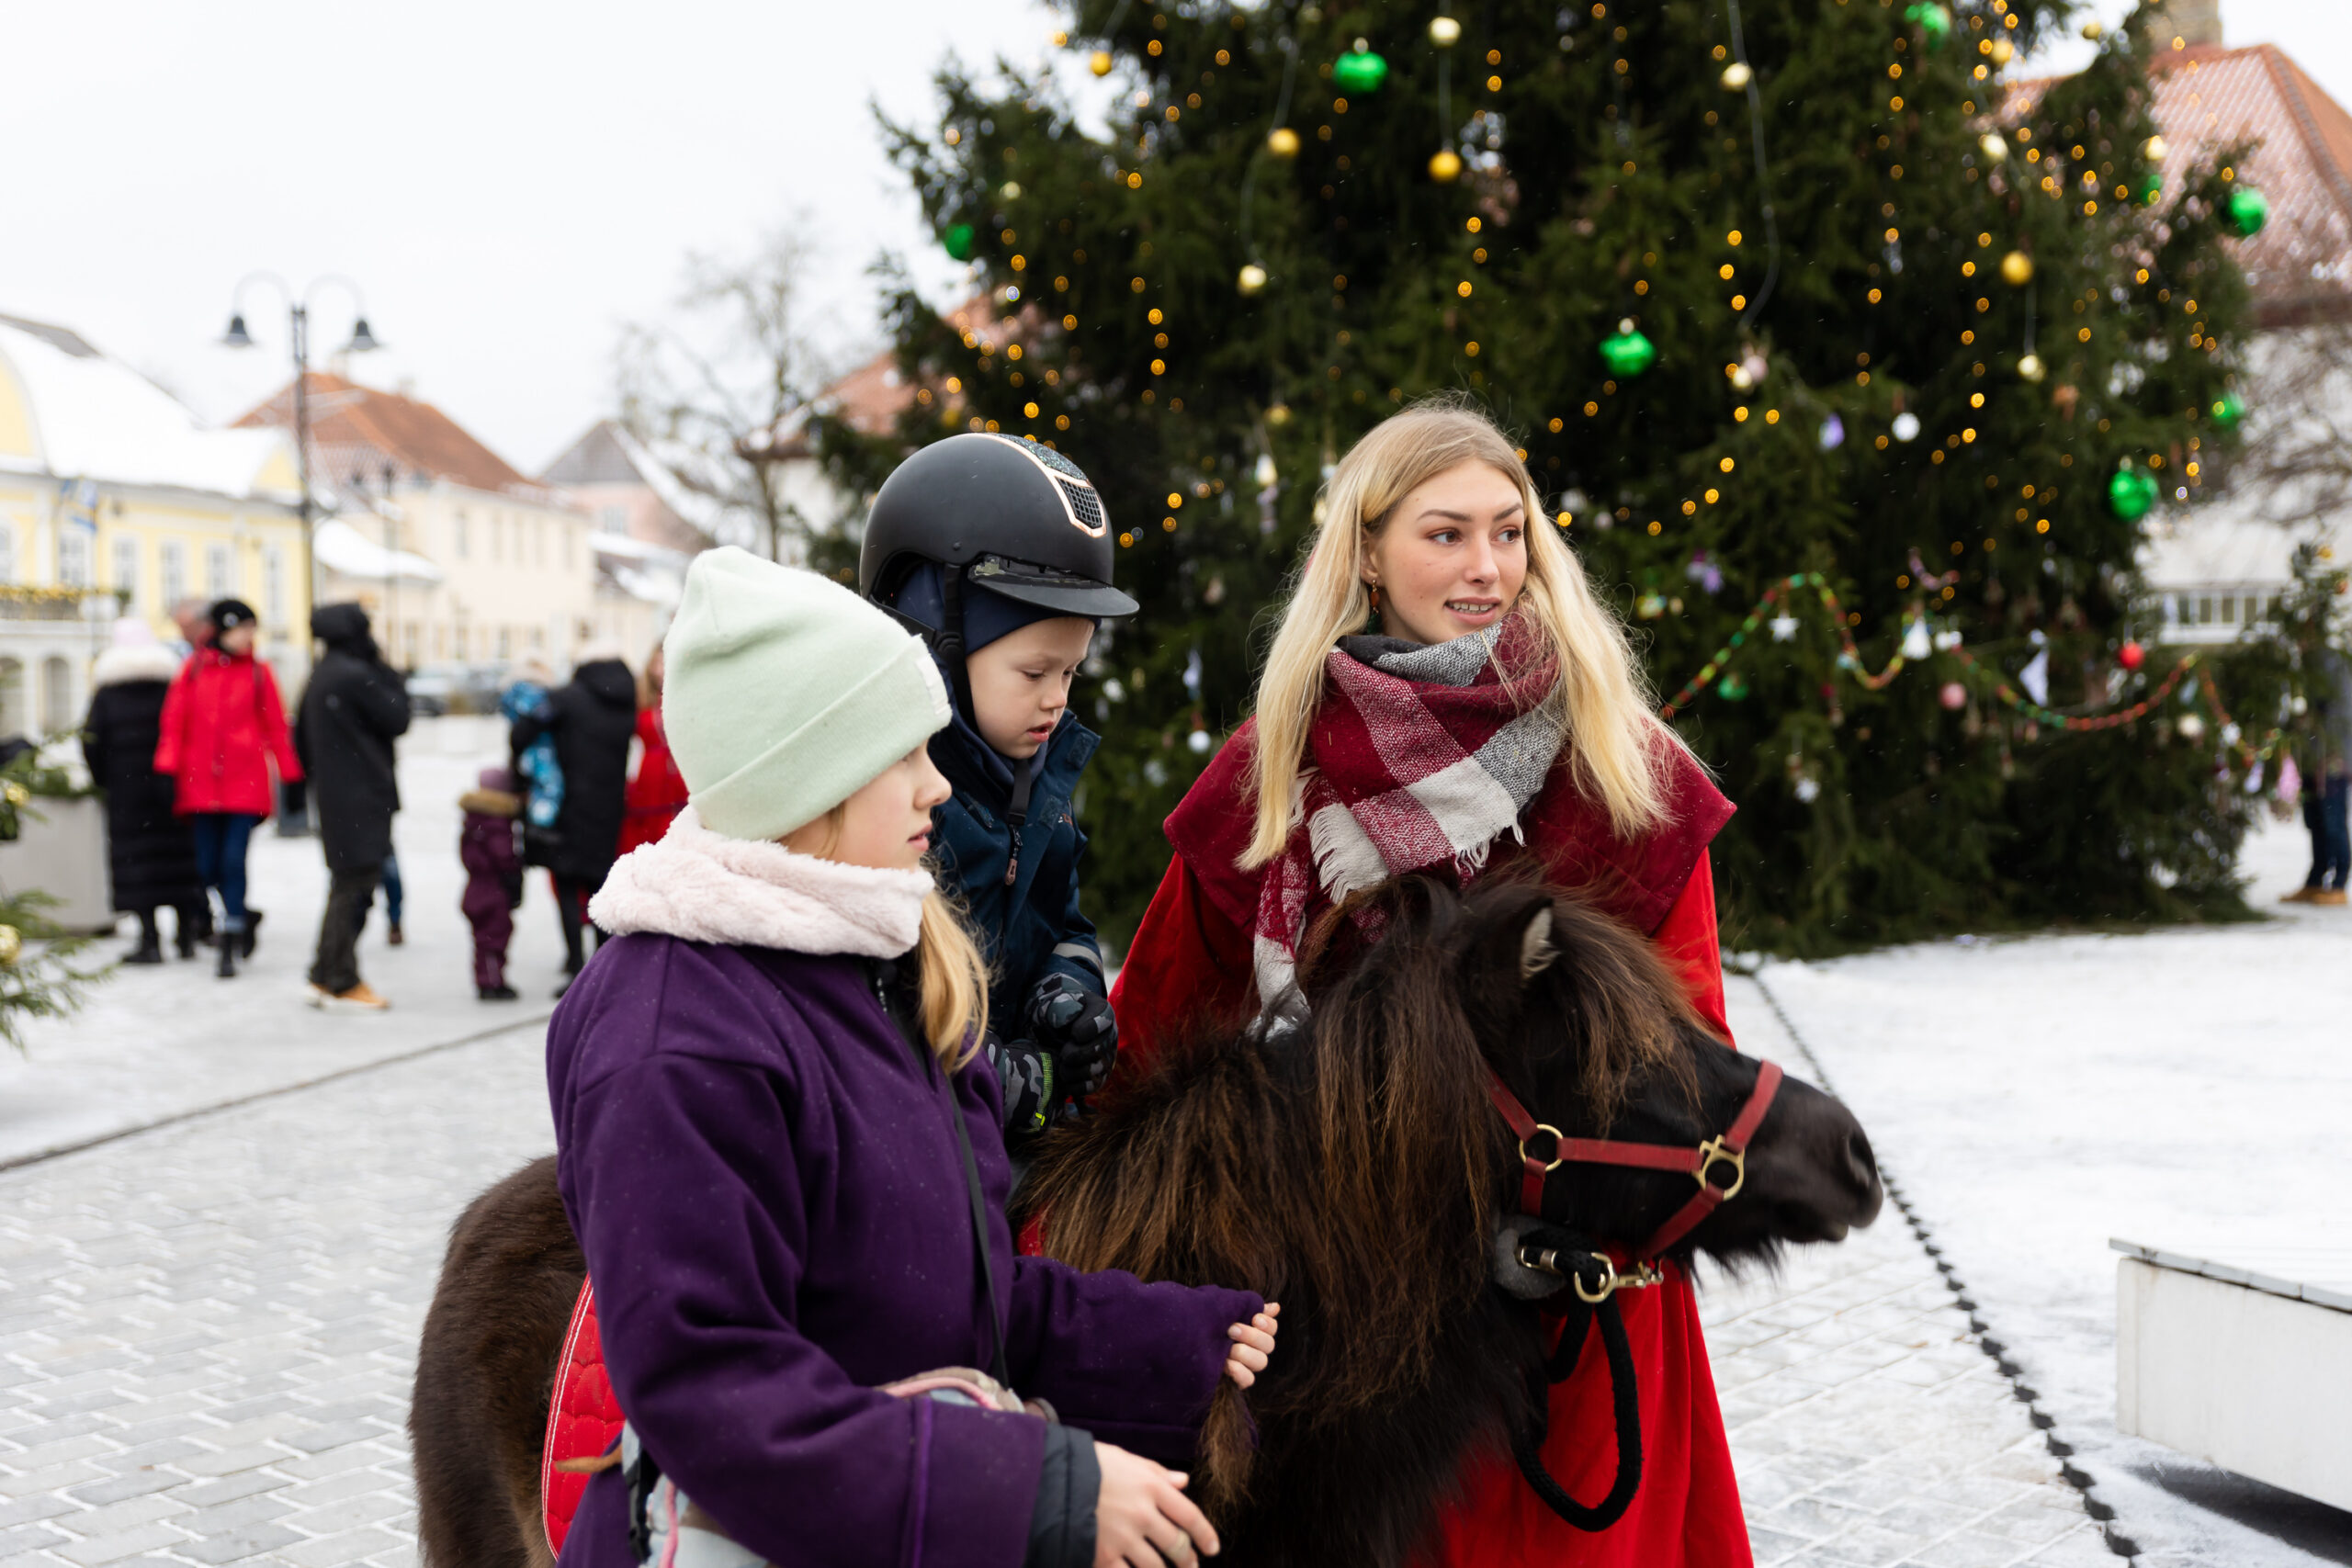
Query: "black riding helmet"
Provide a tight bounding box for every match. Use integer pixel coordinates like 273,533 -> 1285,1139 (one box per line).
858,433 -> 1137,619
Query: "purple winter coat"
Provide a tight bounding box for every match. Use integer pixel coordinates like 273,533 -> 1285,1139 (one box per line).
547,932 -> 1260,1568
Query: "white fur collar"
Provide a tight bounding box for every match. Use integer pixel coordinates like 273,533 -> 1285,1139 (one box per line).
93,644 -> 182,688
587,806 -> 931,959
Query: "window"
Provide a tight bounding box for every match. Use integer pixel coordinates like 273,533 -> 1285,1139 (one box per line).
40,658 -> 70,732
111,536 -> 139,609
0,660 -> 24,737
453,623 -> 469,659
490,514 -> 503,562
205,543 -> 231,599
454,512 -> 469,557
599,504 -> 628,534
264,546 -> 284,626
563,522 -> 575,570
497,626 -> 513,660
58,528 -> 91,588
0,522 -> 20,586
2220,595 -> 2236,624
161,542 -> 187,608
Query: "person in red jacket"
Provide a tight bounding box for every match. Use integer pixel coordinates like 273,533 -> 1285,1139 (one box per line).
1104,402 -> 1750,1567
153,599 -> 303,979
616,642 -> 687,858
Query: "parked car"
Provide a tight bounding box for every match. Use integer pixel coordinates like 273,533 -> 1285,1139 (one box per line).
406,662 -> 509,716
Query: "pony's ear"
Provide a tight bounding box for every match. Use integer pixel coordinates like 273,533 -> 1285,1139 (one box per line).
1519,905 -> 1557,983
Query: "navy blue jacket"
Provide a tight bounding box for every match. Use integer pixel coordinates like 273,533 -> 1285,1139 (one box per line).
928,714 -> 1106,1032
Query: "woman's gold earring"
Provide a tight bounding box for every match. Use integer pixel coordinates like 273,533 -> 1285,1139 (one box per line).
1367,583 -> 1382,614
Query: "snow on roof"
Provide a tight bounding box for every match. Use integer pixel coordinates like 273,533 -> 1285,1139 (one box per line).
0,319 -> 298,502
313,518 -> 447,586
609,424 -> 759,544
590,530 -> 682,563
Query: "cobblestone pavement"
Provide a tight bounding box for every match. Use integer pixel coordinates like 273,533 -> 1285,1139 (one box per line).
0,999 -> 2105,1568
0,1022 -> 554,1568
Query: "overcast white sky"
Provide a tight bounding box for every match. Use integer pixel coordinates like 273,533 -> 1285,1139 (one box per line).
4,0 -> 2344,478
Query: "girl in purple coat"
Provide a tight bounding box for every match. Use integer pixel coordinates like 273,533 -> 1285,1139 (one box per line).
458,767 -> 524,999
548,547 -> 1277,1568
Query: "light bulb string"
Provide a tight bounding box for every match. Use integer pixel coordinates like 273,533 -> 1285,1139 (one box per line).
1724,0 -> 1781,328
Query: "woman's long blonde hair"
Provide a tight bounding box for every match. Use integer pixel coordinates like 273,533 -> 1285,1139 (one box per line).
796,805 -> 990,1066
1244,399 -> 1677,868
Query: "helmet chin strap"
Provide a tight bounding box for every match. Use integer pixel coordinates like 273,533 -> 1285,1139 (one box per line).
937,566 -> 978,724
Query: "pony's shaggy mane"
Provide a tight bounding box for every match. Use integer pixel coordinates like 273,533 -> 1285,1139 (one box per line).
1018,874 -> 1704,1524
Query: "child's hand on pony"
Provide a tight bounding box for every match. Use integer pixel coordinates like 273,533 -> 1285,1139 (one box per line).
1222,1303 -> 1279,1389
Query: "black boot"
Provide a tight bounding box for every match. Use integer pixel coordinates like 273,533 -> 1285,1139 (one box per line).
123,929 -> 164,966
175,911 -> 198,960
239,908 -> 264,959
216,936 -> 238,978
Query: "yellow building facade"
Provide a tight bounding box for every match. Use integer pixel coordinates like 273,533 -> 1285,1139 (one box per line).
0,316 -> 311,734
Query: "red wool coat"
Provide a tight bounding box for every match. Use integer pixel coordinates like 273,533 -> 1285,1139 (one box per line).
616,706 -> 689,858
153,648 -> 302,817
1104,724 -> 1750,1568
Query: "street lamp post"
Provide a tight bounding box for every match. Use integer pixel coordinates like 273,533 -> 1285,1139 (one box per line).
220,274 -> 382,628
220,275 -> 381,838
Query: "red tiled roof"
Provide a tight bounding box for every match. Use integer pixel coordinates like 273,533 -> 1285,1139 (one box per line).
233,372 -> 534,495
2004,43 -> 2352,323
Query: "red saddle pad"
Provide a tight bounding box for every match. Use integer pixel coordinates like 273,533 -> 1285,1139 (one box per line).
541,1280 -> 624,1558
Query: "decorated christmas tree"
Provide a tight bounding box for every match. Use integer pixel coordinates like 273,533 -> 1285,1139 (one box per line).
822,0 -> 2276,952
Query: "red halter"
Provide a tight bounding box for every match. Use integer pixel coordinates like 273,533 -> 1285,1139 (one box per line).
1485,1059 -> 1784,1260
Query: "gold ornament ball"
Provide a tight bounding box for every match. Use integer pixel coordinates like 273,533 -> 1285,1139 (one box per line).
1090,50 -> 1114,76
1267,126 -> 1301,159
1238,263 -> 1269,296
1428,149 -> 1464,183
1429,15 -> 1462,47
1989,37 -> 2014,65
2143,134 -> 2169,161
0,926 -> 21,965
2,782 -> 26,807
2018,353 -> 2047,384
1719,61 -> 1753,91
1266,402 -> 1294,428
2081,19 -> 2104,39
1999,250 -> 2034,286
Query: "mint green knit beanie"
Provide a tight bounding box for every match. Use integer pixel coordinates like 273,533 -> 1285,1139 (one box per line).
662,547 -> 951,841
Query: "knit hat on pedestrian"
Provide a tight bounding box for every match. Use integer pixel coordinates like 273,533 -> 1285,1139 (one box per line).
662,547 -> 951,842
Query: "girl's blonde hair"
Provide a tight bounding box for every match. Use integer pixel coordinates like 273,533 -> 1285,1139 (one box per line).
1244,399 -> 1677,868
795,805 -> 991,1066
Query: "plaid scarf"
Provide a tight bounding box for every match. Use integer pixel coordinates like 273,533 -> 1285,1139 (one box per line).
1252,614 -> 1563,1004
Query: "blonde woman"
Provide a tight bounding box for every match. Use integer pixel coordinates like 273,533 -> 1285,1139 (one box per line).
1108,402 -> 1746,1565
548,549 -> 1278,1568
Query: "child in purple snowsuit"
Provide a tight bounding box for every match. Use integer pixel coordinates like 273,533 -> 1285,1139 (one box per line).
458,767 -> 524,1000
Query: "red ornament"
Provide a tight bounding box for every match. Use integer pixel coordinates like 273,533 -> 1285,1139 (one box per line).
2119,640 -> 2145,671
1939,682 -> 1968,711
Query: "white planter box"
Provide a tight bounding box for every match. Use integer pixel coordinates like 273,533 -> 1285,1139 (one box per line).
2115,1239 -> 2352,1513
0,795 -> 114,933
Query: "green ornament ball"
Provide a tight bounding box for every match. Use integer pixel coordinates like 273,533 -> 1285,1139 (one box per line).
2136,169 -> 2164,206
1716,672 -> 1751,702
2225,186 -> 2269,238
2108,464 -> 2160,522
1599,322 -> 1657,378
2210,390 -> 2246,427
943,223 -> 976,262
1904,2 -> 1953,49
1333,51 -> 1389,95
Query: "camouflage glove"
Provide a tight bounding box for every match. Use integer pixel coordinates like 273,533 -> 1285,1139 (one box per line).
983,1032 -> 1055,1138
1026,973 -> 1118,1101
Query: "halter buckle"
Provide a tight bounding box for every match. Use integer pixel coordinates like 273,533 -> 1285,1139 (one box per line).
1694,1136 -> 1747,1200
1570,1254 -> 1621,1304
1519,1124 -> 1566,1174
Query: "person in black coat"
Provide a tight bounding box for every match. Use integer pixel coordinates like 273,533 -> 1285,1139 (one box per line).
81,620 -> 207,964
511,647 -> 635,992
295,603 -> 412,1010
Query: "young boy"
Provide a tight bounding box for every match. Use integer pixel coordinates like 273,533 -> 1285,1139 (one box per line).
458,766 -> 525,998
860,434 -> 1136,1147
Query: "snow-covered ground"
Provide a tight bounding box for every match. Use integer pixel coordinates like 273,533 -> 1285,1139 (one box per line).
0,716 -> 569,1168
1752,815 -> 2352,1567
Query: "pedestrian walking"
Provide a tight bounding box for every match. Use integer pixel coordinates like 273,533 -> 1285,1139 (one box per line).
548,547 -> 1277,1568
458,767 -> 523,999
295,604 -> 411,1011
368,852 -> 406,944
615,642 -> 686,857
513,643 -> 634,995
2284,649 -> 2352,906
1106,401 -> 1747,1567
153,599 -> 301,978
81,617 -> 206,964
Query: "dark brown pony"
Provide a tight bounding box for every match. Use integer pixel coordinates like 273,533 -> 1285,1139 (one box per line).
409,877 -> 1879,1568
1017,875 -> 1880,1564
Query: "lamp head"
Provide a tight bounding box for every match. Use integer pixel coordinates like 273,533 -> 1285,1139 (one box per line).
221,313 -> 254,349
345,317 -> 381,354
